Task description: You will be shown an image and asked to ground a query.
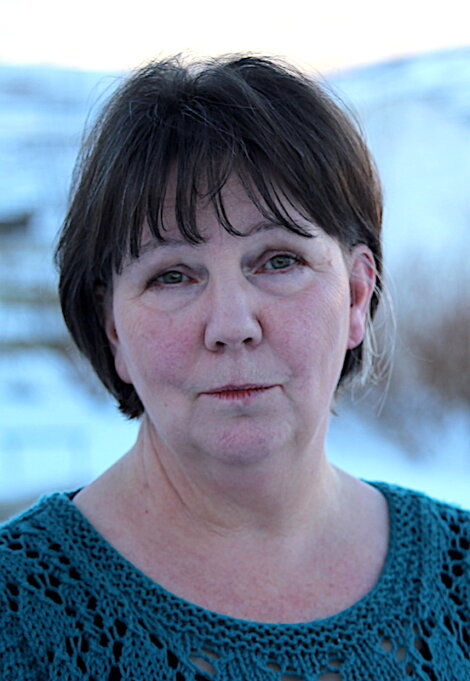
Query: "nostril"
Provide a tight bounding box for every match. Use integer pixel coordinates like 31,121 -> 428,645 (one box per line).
203,288 -> 263,350
214,335 -> 255,348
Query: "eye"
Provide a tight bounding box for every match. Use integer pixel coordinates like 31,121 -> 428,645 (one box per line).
150,270 -> 189,286
263,253 -> 303,271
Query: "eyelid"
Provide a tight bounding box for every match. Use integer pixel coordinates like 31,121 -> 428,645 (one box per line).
146,249 -> 305,287
160,269 -> 188,281
148,266 -> 193,287
260,251 -> 305,269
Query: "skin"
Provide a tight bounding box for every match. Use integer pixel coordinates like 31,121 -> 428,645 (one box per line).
74,175 -> 389,623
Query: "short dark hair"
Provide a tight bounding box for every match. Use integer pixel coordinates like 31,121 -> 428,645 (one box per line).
55,54 -> 383,418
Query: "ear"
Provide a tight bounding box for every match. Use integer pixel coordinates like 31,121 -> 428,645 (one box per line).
347,245 -> 376,350
96,283 -> 133,384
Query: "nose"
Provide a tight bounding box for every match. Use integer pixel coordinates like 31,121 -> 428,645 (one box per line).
204,278 -> 263,352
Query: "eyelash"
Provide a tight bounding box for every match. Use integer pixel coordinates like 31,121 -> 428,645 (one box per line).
263,253 -> 303,271
149,252 -> 304,288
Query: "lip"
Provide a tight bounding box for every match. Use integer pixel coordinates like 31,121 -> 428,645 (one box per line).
200,384 -> 277,401
202,383 -> 273,394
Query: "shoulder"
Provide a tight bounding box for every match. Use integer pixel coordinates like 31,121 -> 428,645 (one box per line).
0,493 -> 74,603
375,482 -> 469,611
0,490 -> 133,626
1,495 -> 53,581
375,481 -> 469,552
0,492 -> 118,676
0,492 -> 92,612
372,480 -> 469,522
0,492 -> 71,567
380,480 -> 468,526
0,495 -> 70,674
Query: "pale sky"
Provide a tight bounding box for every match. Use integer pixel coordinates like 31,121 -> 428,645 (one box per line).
1,0 -> 469,73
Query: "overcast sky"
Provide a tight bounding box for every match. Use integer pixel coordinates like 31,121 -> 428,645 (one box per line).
1,0 -> 469,73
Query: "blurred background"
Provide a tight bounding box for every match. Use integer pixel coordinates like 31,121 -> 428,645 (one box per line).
1,0 -> 469,520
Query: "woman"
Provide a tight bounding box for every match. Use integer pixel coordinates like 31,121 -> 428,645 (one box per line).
1,55 -> 468,680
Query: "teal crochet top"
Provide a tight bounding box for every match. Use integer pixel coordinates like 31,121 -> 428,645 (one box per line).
1,482 -> 469,680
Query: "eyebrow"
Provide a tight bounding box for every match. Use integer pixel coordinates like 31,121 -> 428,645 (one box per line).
137,221 -> 297,257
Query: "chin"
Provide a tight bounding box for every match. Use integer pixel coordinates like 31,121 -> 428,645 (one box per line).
191,421 -> 293,468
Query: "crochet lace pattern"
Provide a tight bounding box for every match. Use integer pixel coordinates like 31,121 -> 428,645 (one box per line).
1,482 -> 469,680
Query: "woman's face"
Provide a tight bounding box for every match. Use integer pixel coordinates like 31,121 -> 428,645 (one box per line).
104,176 -> 374,468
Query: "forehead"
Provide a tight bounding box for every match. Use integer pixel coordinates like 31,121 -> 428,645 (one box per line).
142,173 -> 317,248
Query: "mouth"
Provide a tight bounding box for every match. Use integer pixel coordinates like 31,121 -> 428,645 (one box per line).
201,384 -> 276,400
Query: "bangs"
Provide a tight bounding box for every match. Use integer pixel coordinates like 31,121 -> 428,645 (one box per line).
109,114 -> 315,276
80,55 -> 381,286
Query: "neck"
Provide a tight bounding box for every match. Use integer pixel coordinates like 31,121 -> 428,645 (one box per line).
73,417 -> 389,623
122,414 -> 343,540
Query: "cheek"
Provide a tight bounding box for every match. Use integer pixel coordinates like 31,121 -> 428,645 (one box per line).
115,310 -> 197,387
272,284 -> 350,364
